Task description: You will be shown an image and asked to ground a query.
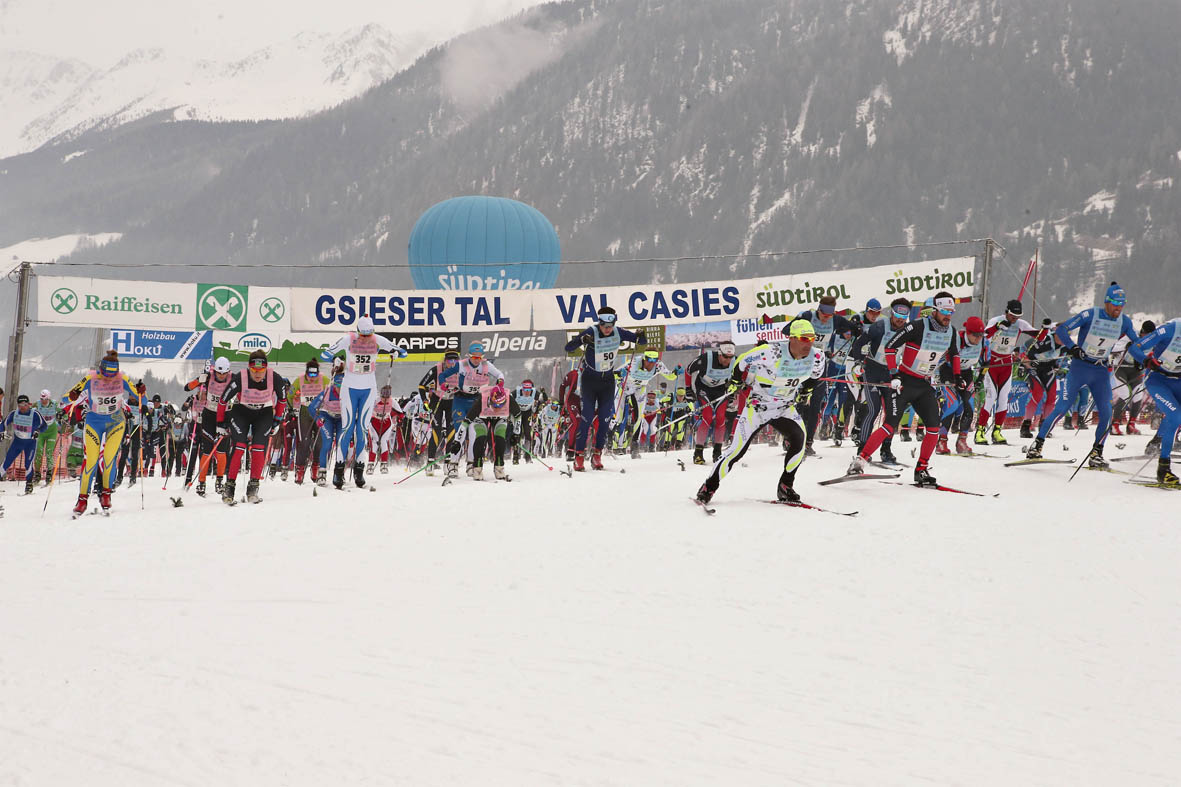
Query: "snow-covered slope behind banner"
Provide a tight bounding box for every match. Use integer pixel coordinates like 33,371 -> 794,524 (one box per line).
0,24 -> 429,157
3,436 -> 1179,785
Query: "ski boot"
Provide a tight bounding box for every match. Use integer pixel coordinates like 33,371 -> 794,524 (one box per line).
1025,437 -> 1045,459
195,480 -> 206,497
935,436 -> 951,455
1157,461 -> 1179,486
695,481 -> 714,505
712,444 -> 722,463
512,450 -> 520,465
1147,434 -> 1162,454
294,465 -> 306,485
1019,419 -> 1034,439
215,476 -> 224,495
991,424 -> 1007,445
879,440 -> 899,466
221,479 -> 237,505
333,464 -> 346,490
847,455 -> 867,475
591,451 -> 604,470
897,429 -> 911,443
833,430 -> 843,448
566,449 -> 575,463
280,468 -> 289,482
693,447 -> 705,465
425,462 -> 436,477
804,442 -> 817,457
631,443 -> 641,459
494,465 -> 509,481
246,479 -> 261,504
1127,420 -> 1141,435
1110,420 -> 1123,436
267,465 -> 277,480
24,476 -> 34,495
444,461 -> 459,480
573,452 -> 586,472
315,468 -> 328,487
354,463 -> 366,489
524,454 -> 532,464
380,461 -> 389,475
72,493 -> 89,518
776,477 -> 801,504
914,465 -> 937,487
1087,444 -> 1109,469
974,424 -> 988,445
955,433 -> 973,455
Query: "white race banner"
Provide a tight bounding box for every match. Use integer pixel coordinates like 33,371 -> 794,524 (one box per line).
289,288 -> 534,333
750,256 -> 977,314
531,279 -> 747,331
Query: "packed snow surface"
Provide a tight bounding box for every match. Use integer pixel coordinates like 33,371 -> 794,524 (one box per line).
2,434 -> 1179,785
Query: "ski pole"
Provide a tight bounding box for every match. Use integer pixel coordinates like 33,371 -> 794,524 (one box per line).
184,435 -> 226,492
653,391 -> 728,437
517,444 -> 554,471
393,457 -> 441,485
40,433 -> 67,518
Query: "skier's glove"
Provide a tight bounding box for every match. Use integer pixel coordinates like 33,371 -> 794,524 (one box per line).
889,377 -> 903,394
581,332 -> 593,347
1144,357 -> 1163,373
215,423 -> 228,436
1066,346 -> 1084,360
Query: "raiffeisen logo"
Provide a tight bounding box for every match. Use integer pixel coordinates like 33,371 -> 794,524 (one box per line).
435,265 -> 544,290
83,294 -> 184,315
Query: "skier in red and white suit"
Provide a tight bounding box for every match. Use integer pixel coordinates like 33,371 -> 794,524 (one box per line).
366,385 -> 401,473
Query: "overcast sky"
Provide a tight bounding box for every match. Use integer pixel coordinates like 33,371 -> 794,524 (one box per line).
0,0 -> 552,66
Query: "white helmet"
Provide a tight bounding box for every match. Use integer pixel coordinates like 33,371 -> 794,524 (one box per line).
213,357 -> 231,374
357,315 -> 375,336
40,389 -> 51,399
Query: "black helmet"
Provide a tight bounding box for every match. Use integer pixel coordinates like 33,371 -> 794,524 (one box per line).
1141,320 -> 1157,335
1005,299 -> 1023,316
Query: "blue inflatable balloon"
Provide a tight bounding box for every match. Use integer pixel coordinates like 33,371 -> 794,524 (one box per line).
408,196 -> 561,290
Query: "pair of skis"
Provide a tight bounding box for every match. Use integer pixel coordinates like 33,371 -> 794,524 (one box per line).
823,471 -> 997,497
691,498 -> 858,517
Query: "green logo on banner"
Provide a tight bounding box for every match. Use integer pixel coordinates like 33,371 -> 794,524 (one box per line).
196,284 -> 249,331
259,296 -> 286,323
51,287 -> 79,314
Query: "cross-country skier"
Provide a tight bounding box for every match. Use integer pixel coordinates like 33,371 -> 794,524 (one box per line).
509,379 -> 539,464
563,306 -> 646,470
2,394 -> 47,494
1128,317 -> 1181,485
440,342 -> 505,479
696,320 -> 825,505
684,341 -> 737,464
618,350 -> 676,458
183,357 -> 233,496
69,351 -> 139,516
1111,321 -> 1156,435
537,399 -> 562,457
417,350 -> 460,475
937,316 -> 988,455
558,365 -> 584,461
847,292 -> 963,486
1019,319 -> 1062,438
323,316 -> 407,489
975,299 -> 1035,444
366,385 -> 400,474
32,390 -> 61,484
308,369 -> 345,487
287,358 -> 328,485
849,297 -> 911,465
794,295 -> 859,455
472,380 -> 512,480
1025,282 -> 1138,466
216,350 -> 289,504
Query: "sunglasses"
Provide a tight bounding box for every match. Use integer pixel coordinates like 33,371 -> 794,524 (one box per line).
793,334 -> 817,343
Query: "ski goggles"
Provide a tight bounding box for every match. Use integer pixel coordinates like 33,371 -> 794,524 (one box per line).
892,307 -> 911,319
305,367 -> 320,377
597,312 -> 617,324
933,296 -> 956,315
248,358 -> 268,370
98,359 -> 119,376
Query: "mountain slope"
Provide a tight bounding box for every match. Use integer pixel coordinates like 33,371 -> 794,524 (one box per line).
17,0 -> 1181,312
0,24 -> 429,158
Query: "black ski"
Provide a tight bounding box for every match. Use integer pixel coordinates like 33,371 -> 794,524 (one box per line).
869,460 -> 909,470
818,472 -> 900,486
1004,458 -> 1075,467
692,497 -> 716,515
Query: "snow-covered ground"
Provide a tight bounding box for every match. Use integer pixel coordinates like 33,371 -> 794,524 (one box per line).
3,433 -> 1179,785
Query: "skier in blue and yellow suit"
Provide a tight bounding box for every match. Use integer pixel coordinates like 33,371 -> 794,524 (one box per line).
66,350 -> 139,516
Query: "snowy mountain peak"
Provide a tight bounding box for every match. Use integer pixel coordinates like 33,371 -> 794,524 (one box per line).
0,23 -> 430,158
